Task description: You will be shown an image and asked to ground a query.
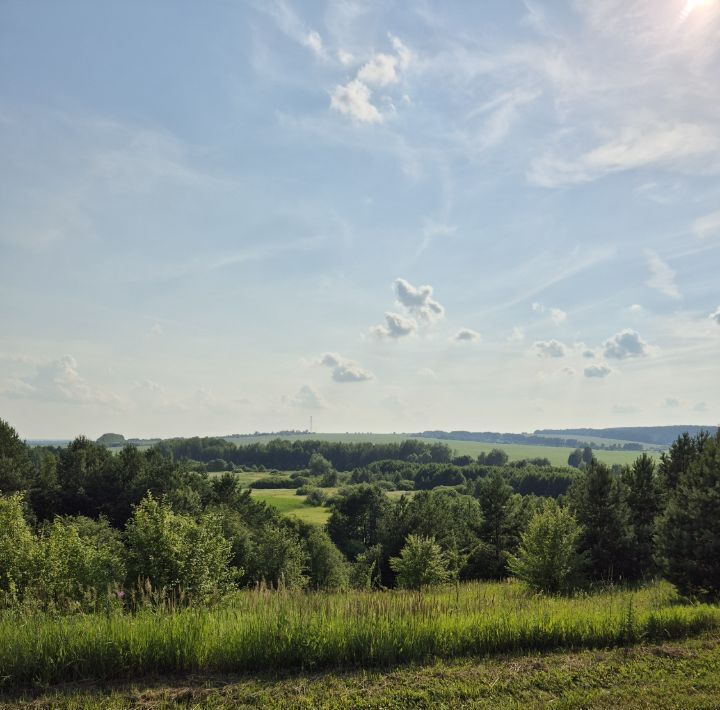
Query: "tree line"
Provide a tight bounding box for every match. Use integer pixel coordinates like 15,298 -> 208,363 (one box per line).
1,418 -> 719,610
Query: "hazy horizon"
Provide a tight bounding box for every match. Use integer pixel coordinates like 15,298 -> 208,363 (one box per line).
1,1 -> 719,439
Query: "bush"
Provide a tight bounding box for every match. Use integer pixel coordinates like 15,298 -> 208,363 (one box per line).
32,516 -> 126,610
389,534 -> 451,589
250,476 -> 297,489
125,495 -> 235,604
508,501 -> 586,594
304,488 -> 328,506
0,492 -> 35,604
245,524 -> 307,589
304,527 -> 348,590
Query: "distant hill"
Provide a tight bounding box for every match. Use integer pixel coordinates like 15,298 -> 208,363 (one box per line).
535,426 -> 718,447
96,433 -> 126,446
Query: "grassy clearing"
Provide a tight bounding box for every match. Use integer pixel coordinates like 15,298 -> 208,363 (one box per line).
0,581 -> 717,691
8,635 -> 720,708
248,488 -> 330,525
224,433 -> 654,467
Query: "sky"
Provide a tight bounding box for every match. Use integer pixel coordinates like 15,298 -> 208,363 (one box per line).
1,0 -> 719,439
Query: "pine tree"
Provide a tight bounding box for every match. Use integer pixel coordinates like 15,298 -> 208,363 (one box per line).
568,459 -> 635,581
657,432 -> 720,599
622,453 -> 662,576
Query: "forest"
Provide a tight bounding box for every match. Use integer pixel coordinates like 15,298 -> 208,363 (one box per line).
1,417 -> 720,692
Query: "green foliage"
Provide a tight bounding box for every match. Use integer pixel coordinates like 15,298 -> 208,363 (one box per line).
477,448 -> 509,466
473,471 -> 521,578
304,527 -> 349,590
125,495 -> 234,604
244,523 -> 307,589
389,534 -> 451,589
568,448 -> 583,468
657,432 -> 720,599
508,501 -> 586,593
622,453 -> 662,576
32,516 -> 126,610
96,433 -> 126,447
327,484 -> 390,560
0,493 -> 35,604
0,419 -> 34,494
568,460 -> 635,581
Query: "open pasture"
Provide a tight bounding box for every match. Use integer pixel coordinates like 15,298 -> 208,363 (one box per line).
225,433 -> 655,468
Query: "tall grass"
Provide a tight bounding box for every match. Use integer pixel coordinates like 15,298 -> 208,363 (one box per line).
1,580 -> 718,688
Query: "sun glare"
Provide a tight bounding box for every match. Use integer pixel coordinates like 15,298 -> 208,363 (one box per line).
682,0 -> 716,20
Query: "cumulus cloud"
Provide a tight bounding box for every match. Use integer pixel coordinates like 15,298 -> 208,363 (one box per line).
603,329 -> 652,359
2,355 -> 116,405
330,35 -> 411,124
533,340 -> 567,358
330,79 -> 382,123
454,328 -> 480,343
582,349 -> 595,358
710,305 -> 720,325
393,278 -> 445,322
320,352 -> 373,383
371,311 -> 417,339
358,53 -> 400,87
645,249 -> 681,299
291,384 -> 325,409
584,363 -> 612,378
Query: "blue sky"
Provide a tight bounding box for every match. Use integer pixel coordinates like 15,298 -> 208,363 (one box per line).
1,0 -> 719,438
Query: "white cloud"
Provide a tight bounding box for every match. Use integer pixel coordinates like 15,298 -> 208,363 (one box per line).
710,306 -> 720,325
394,278 -> 445,322
320,352 -> 373,382
291,384 -> 325,409
454,328 -> 481,343
584,363 -> 612,378
582,349 -> 595,358
628,304 -> 644,313
2,355 -> 117,405
529,121 -> 720,188
550,307 -> 567,324
533,340 -> 567,358
694,401 -> 708,412
330,35 -> 411,124
603,329 -> 652,359
645,249 -> 681,299
330,79 -> 382,124
337,49 -> 354,66
358,53 -> 400,87
693,210 -> 720,240
371,311 -> 417,339
303,30 -> 325,58
613,404 -> 640,414
508,326 -> 525,342
663,397 -> 680,408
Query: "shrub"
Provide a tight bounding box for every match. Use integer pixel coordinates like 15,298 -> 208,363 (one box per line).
389,534 -> 451,590
508,501 -> 586,594
32,516 -> 126,610
304,527 -> 348,590
124,495 -> 234,604
0,492 -> 36,604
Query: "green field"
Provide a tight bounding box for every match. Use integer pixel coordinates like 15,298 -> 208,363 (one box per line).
8,635 -> 720,708
249,488 -> 331,525
226,433 -> 655,468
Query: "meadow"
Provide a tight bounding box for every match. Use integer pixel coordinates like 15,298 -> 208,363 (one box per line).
1,580 -> 718,692
8,635 -> 720,708
248,487 -> 331,524
225,433 -> 653,468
